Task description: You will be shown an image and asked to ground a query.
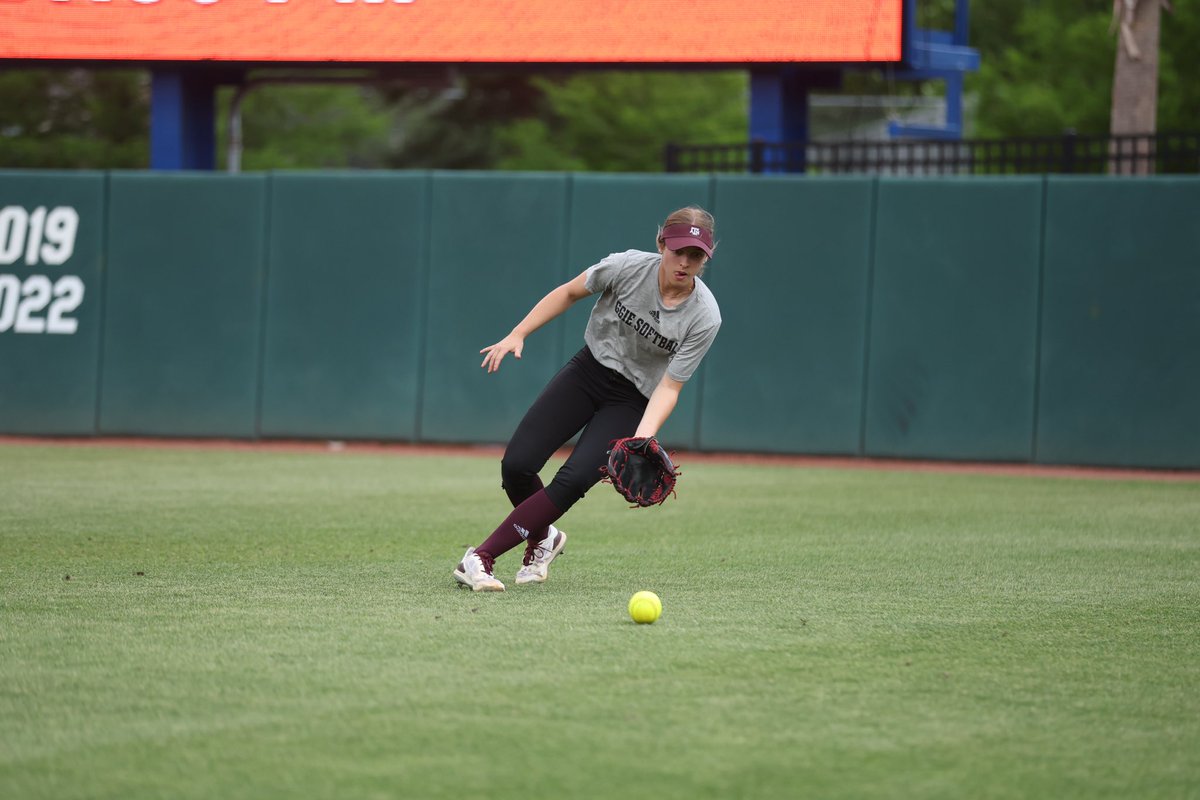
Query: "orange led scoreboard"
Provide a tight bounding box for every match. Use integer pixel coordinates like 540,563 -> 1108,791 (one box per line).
1,0 -> 904,65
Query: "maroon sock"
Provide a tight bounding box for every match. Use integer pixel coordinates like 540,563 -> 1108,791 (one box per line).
476,489 -> 563,561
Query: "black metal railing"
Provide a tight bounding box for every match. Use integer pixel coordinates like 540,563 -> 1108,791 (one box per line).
664,132 -> 1200,175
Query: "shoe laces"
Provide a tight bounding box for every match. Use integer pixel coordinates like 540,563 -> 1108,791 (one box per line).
475,549 -> 497,576
522,536 -> 551,567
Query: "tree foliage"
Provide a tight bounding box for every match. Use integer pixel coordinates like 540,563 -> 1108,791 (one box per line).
1156,0 -> 1200,132
215,84 -> 395,170
0,69 -> 149,168
970,3 -> 1114,136
381,73 -> 545,169
968,0 -> 1199,136
493,71 -> 747,172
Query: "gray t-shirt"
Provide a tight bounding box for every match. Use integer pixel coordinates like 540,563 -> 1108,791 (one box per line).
583,249 -> 722,398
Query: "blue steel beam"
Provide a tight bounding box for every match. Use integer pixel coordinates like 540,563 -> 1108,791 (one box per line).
891,0 -> 978,139
150,71 -> 217,170
749,67 -> 841,172
908,34 -> 980,72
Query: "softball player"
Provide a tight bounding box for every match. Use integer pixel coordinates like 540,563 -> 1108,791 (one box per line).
454,207 -> 723,591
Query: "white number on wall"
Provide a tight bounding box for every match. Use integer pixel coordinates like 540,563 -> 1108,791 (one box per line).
0,206 -> 79,266
15,274 -> 51,333
0,274 -> 18,332
0,274 -> 85,335
46,275 -> 85,334
0,203 -> 85,334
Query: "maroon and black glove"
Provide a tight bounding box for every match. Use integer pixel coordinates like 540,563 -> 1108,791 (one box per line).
603,436 -> 679,507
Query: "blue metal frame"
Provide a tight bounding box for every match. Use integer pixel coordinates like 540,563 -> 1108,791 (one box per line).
749,68 -> 810,145
746,1 -> 980,170
150,71 -> 217,170
748,67 -> 835,172
888,0 -> 979,139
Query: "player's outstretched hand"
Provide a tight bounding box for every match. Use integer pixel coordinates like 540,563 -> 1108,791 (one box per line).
480,333 -> 524,373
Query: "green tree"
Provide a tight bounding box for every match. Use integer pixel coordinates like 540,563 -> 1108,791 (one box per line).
1157,0 -> 1200,132
381,73 -> 545,169
215,83 -> 396,170
0,69 -> 149,168
967,0 -> 1198,137
968,2 -> 1114,136
493,71 -> 748,172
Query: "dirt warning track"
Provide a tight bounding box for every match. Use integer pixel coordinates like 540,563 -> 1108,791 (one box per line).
2,435 -> 1197,484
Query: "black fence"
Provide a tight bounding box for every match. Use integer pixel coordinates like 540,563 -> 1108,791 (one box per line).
664,132 -> 1200,175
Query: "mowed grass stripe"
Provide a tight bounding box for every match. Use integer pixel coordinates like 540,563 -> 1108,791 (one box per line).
1,443 -> 1197,799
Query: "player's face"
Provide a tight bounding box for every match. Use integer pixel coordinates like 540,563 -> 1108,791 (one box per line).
658,244 -> 708,288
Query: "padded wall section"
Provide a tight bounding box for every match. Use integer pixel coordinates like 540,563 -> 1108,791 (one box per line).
100,174 -> 267,437
1037,177 -> 1200,468
699,176 -> 875,454
865,178 -> 1043,461
260,174 -> 428,440
4,169 -> 1195,470
564,175 -> 714,449
419,173 -> 569,444
0,172 -> 106,434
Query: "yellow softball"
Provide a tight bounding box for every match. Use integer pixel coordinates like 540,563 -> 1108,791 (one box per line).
628,590 -> 662,624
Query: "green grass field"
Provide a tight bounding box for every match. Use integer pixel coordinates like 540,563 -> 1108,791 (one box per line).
2,442 -> 1198,799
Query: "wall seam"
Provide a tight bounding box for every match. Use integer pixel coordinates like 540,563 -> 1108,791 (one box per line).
252,174 -> 274,441
692,174 -> 717,451
412,171 -> 434,443
93,171 -> 112,435
1030,175 -> 1050,464
857,176 -> 881,457
556,173 -> 573,370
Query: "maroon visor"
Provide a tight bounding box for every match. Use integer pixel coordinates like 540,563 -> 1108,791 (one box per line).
661,222 -> 714,257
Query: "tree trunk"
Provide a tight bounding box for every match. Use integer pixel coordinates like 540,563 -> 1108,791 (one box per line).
1109,0 -> 1162,174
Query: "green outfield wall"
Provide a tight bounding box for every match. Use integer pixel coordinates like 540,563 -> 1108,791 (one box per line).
0,172 -> 106,435
700,176 -> 875,456
865,178 -> 1044,462
1037,178 -> 1200,469
100,174 -> 268,437
259,173 -> 428,441
0,171 -> 1195,469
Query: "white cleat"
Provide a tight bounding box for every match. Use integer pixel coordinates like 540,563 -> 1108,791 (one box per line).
453,547 -> 505,592
515,525 -> 567,585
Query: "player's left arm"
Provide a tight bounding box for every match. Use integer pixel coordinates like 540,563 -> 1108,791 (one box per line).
633,375 -> 684,438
